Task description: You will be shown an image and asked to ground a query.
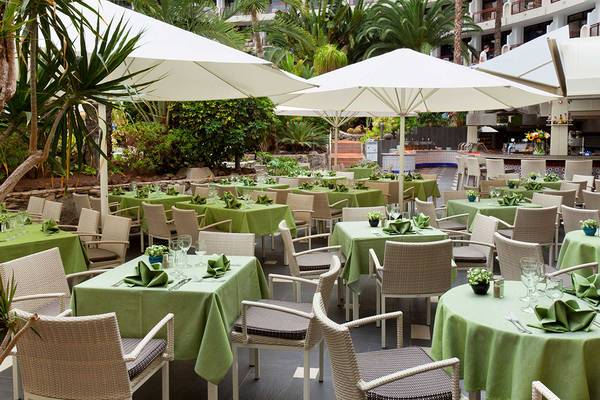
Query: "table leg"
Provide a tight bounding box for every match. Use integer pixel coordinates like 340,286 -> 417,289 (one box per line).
208,382 -> 218,400
468,391 -> 481,400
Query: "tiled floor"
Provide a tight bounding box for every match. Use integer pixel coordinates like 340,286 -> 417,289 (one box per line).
2,167 -> 477,400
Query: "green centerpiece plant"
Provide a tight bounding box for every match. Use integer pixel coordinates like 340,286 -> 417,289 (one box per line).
145,245 -> 169,264
466,190 -> 478,202
467,268 -> 493,295
581,219 -> 599,237
543,173 -> 560,182
368,211 -> 382,227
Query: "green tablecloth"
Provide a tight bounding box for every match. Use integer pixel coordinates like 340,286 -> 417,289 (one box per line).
558,230 -> 600,273
496,186 -> 539,200
176,200 -> 296,236
330,221 -> 448,291
431,282 -> 600,400
72,254 -> 269,384
446,199 -> 541,227
294,188 -> 385,208
345,167 -> 376,180
507,180 -> 562,191
370,179 -> 440,201
213,183 -> 288,195
297,175 -> 347,184
109,191 -> 193,219
0,224 -> 87,274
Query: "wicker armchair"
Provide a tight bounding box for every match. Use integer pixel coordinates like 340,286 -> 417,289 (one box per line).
485,158 -> 505,179
480,179 -> 507,198
168,183 -> 186,194
370,240 -> 453,348
440,190 -> 466,208
561,205 -> 599,234
465,157 -> 482,187
13,309 -> 174,400
300,190 -> 347,233
197,231 -> 255,256
193,186 -> 210,197
415,198 -> 468,233
39,200 -> 62,222
230,257 -> 341,400
216,185 -> 238,198
532,381 -> 560,400
546,262 -> 598,289
449,213 -> 498,271
171,206 -> 232,248
342,206 -> 386,222
494,233 -> 561,281
456,155 -> 467,189
58,208 -> 100,243
542,187 -> 576,208
572,174 -> 594,191
279,177 -> 300,187
312,292 -> 461,400
365,181 -> 392,202
25,196 -> 45,218
521,159 -> 546,177
143,202 -> 177,246
286,193 -> 314,242
72,193 -> 91,216
565,160 -> 592,180
84,214 -> 131,269
267,187 -> 294,204
90,195 -> 120,214
583,190 -> 600,210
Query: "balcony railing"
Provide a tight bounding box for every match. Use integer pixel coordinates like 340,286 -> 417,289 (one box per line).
473,8 -> 500,23
511,0 -> 542,15
591,23 -> 600,37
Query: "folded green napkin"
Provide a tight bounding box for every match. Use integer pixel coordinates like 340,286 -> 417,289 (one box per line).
190,195 -> 207,205
382,173 -> 397,180
41,219 -> 60,234
323,181 -> 336,189
265,177 -> 277,184
299,182 -> 314,190
204,255 -> 231,278
166,187 -> 179,196
315,172 -> 323,178
354,182 -> 368,190
241,178 -> 256,186
412,213 -> 430,229
507,180 -> 519,189
135,187 -> 150,199
333,184 -> 349,193
497,192 -> 523,206
544,173 -> 560,182
383,219 -> 414,235
570,273 -> 600,306
124,261 -> 171,287
223,194 -> 242,209
369,173 -> 382,181
111,187 -> 125,195
255,195 -> 273,205
524,181 -> 543,191
528,299 -> 596,333
328,171 -> 336,177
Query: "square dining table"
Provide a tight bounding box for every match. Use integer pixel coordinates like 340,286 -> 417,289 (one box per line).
446,198 -> 542,227
72,254 -> 269,399
294,187 -> 385,208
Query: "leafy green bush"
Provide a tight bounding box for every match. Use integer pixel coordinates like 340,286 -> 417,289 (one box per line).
114,121 -> 168,174
277,120 -> 328,150
266,157 -> 300,176
0,132 -> 28,178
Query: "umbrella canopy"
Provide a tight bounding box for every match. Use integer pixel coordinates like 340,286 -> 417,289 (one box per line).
557,36 -> 600,97
275,48 -> 557,201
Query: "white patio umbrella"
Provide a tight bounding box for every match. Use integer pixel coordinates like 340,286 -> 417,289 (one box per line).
64,0 -> 313,214
275,106 -> 397,168
275,48 -> 556,201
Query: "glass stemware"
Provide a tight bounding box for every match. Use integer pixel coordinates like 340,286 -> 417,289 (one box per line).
197,236 -> 207,257
178,234 -> 192,267
545,278 -> 563,301
520,257 -> 542,313
169,239 -> 181,268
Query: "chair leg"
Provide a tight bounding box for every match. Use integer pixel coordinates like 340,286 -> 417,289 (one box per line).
345,286 -> 351,321
12,356 -> 20,400
426,297 -> 432,326
352,291 -> 359,321
318,341 -> 324,383
162,361 -> 170,400
376,284 -> 381,327
381,296 -> 386,349
296,282 -> 301,303
308,224 -> 312,250
140,231 -> 144,253
336,277 -> 343,307
232,346 -> 239,400
303,350 -> 310,400
271,234 -> 275,251
261,236 -> 265,259
254,349 -> 261,380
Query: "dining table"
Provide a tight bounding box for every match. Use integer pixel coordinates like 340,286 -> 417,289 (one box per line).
0,223 -> 88,274
345,166 -> 377,180
212,182 -> 288,195
108,190 -> 193,223
364,178 -> 440,202
446,198 -> 542,227
71,254 -> 269,400
293,187 -> 385,208
432,281 -> 600,400
558,230 -> 600,275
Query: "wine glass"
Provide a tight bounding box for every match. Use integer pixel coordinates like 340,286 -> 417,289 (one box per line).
386,204 -> 394,220
169,239 -> 181,269
520,258 -> 541,313
390,203 -> 401,220
178,234 -> 192,267
545,278 -> 563,301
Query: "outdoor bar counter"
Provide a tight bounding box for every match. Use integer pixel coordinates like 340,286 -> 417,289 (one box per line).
382,149 -> 459,171
479,152 -> 600,168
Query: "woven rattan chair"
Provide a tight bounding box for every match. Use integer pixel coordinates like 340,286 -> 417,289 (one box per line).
40,200 -> 62,221
216,185 -> 238,198
249,190 -> 277,202
58,208 -> 100,242
279,220 -> 343,303
596,179 -> 600,192
230,258 -> 341,400
279,177 -> 300,187
90,195 -> 120,214
267,187 -> 294,204
365,181 -> 392,203
336,171 -> 355,184
342,206 -> 386,222
193,185 -> 210,197
415,198 -> 468,233
286,193 -> 314,241
312,292 -> 461,400
494,233 -> 560,280
456,155 -> 467,189
370,240 -> 453,348
545,262 -> 598,290
561,181 -> 586,204
72,193 -> 91,216
565,160 -> 592,181
168,183 -> 186,194
465,157 -> 482,187
542,188 -> 576,208
449,214 -> 498,271
84,214 -> 131,269
13,309 -> 173,400
440,190 -> 466,208
561,205 -> 599,234
25,196 -> 45,218
496,206 -> 558,266
532,381 -> 560,400
480,179 -> 507,198
300,190 -> 348,233
583,190 -> 600,210
485,158 -> 505,179
531,192 -> 562,256
143,203 -> 177,246
420,173 -> 437,181
171,206 -> 232,248
197,231 -> 255,256
521,159 -> 546,177
572,174 -> 594,191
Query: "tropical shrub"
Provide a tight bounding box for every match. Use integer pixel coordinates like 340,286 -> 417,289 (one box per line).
277,119 -> 328,150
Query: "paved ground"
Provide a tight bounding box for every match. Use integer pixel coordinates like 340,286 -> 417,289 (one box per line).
2,167 -> 479,400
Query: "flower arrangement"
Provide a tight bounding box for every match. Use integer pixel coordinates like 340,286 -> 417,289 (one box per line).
525,129 -> 550,156
467,267 -> 493,295
466,190 -> 479,202
145,245 -> 169,257
581,219 -> 599,236
543,173 -> 560,182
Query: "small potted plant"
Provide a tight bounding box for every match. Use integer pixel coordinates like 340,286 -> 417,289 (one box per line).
145,245 -> 169,264
581,219 -> 599,237
466,190 -> 479,203
467,268 -> 493,295
368,211 -> 382,227
507,180 -> 518,189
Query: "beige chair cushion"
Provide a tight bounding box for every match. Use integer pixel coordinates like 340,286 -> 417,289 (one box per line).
295,219 -> 309,227
330,208 -> 342,217
438,219 -> 467,231
453,246 -> 487,264
122,338 -> 166,379
86,247 -> 119,262
497,228 -> 513,238
297,252 -> 344,272
232,300 -> 312,340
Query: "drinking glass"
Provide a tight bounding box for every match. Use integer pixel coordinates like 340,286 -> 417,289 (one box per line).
390,203 -> 401,220
545,278 -> 563,301
386,204 -> 394,220
197,236 -> 207,257
169,239 -> 181,268
520,257 -> 541,313
178,234 -> 192,267
401,211 -> 410,220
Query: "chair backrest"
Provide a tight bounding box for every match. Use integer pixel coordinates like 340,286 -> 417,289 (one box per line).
494,232 -> 544,280
441,190 -> 466,206
249,190 -> 277,202
336,171 -> 354,182
168,183 -> 186,194
485,158 -> 505,179
72,193 -> 91,216
143,203 -> 171,239
572,174 -> 594,191
561,181 -> 585,202
279,220 -> 302,276
456,155 -> 466,173
172,206 -> 200,247
512,206 -> 558,244
267,188 -> 293,204
542,188 -> 576,208
89,196 -> 102,213
286,193 -> 314,225
531,192 -> 563,209
312,291 -> 363,400
0,248 -> 69,313
77,208 -> 100,242
14,310 -> 133,399
194,186 -> 210,197
561,205 -> 599,234
596,179 -> 600,192
583,190 -> 600,211
365,181 -> 392,203
521,159 -> 546,177
279,177 -> 299,187
100,214 -> 131,260
26,196 -> 45,215
341,206 -> 386,222
381,240 -> 453,295
42,200 -> 63,221
466,157 -> 481,176
306,191 -> 336,219
197,231 -> 255,256
216,185 -> 238,198
469,214 -> 498,254
480,179 -> 507,196
565,159 -> 592,180
415,199 -> 438,227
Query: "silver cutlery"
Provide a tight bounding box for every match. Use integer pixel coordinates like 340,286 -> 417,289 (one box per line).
111,279 -> 124,287
505,314 -> 525,333
508,312 -> 533,334
168,278 -> 192,291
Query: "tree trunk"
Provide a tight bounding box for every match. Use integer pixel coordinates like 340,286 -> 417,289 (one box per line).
28,17 -> 39,153
453,0 -> 464,64
0,32 -> 17,110
494,0 -> 503,56
251,11 -> 264,58
0,151 -> 45,201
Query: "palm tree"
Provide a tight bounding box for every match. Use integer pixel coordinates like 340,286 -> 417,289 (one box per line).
235,0 -> 270,58
360,0 -> 479,58
0,0 -> 19,111
313,44 -> 348,75
453,0 -> 463,64
494,0 -> 503,56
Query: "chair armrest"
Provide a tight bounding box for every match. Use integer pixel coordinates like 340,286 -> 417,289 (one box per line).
440,229 -> 471,237
343,311 -> 403,348
58,224 -> 78,230
368,249 -> 382,278
268,274 -> 318,296
490,216 -> 513,229
437,213 -> 469,223
329,199 -> 349,208
291,209 -> 315,214
112,206 -> 140,217
13,293 -> 67,303
123,313 -> 174,362
532,381 -> 560,400
84,240 -> 129,246
57,309 -> 73,317
451,239 -> 495,249
547,262 -> 599,277
66,270 -> 111,281
291,233 -> 331,242
357,357 -> 460,393
200,219 -> 232,232
293,245 -> 341,258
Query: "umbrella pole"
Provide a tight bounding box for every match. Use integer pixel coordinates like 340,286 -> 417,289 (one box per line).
334,127 -> 339,169
98,103 -> 109,216
398,114 -> 405,210
328,127 -> 333,170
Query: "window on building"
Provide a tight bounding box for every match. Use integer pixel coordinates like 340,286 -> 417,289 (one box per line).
568,9 -> 594,38
524,21 -> 551,43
